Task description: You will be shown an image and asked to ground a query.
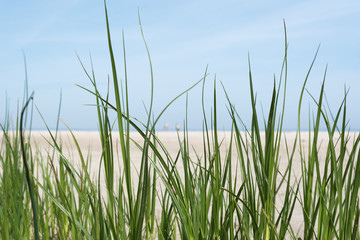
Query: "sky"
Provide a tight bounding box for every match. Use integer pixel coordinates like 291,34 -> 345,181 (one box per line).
1,0 -> 359,131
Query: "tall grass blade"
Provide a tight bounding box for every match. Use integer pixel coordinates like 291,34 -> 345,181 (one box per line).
19,91 -> 39,240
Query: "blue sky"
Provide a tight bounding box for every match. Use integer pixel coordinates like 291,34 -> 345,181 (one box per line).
1,1 -> 359,131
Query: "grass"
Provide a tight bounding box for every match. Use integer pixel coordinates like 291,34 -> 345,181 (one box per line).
1,3 -> 360,240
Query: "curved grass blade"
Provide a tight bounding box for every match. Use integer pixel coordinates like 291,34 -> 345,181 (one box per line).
19,91 -> 39,240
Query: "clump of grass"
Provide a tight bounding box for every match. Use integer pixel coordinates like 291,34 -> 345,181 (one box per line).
1,3 -> 359,240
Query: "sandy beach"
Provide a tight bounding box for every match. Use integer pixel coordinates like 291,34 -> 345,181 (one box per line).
28,130 -> 357,180
3,130 -> 359,235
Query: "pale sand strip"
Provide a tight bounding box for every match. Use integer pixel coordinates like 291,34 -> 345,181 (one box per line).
2,130 -> 359,235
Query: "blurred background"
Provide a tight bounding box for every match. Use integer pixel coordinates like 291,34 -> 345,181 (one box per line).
1,0 -> 359,131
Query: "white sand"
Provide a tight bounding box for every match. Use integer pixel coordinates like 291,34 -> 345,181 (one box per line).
3,130 -> 359,235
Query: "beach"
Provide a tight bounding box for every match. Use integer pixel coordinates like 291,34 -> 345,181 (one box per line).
23,130 -> 358,234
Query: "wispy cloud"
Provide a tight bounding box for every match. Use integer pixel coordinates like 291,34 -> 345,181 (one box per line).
144,1 -> 360,63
